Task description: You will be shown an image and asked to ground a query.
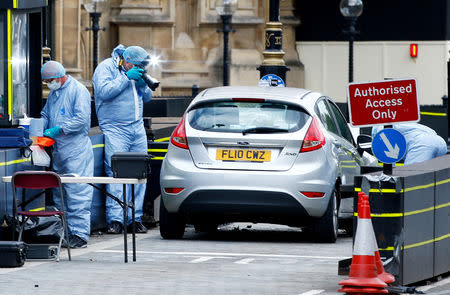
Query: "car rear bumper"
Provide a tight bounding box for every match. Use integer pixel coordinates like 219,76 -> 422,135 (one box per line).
177,189 -> 312,226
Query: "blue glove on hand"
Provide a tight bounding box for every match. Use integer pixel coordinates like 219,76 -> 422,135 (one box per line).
136,77 -> 147,87
43,126 -> 61,139
126,66 -> 144,81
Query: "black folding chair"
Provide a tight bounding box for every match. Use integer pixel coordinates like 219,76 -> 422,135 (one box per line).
12,171 -> 71,261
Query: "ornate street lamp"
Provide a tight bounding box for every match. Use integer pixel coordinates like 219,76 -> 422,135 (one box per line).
257,0 -> 289,86
83,0 -> 108,70
216,0 -> 237,86
340,0 -> 363,83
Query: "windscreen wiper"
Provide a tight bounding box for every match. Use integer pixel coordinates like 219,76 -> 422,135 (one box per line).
242,127 -> 288,135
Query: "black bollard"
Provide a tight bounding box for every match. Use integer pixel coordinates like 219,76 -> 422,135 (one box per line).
192,84 -> 199,97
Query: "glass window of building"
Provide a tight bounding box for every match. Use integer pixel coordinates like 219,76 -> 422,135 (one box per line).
0,14 -> 4,119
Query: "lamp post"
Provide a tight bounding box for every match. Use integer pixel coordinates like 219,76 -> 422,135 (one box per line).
216,0 -> 237,86
340,0 -> 363,83
257,0 -> 289,85
83,0 -> 108,70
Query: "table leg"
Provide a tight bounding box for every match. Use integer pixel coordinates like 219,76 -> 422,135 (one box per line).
132,184 -> 136,261
123,184 -> 128,263
88,183 -> 132,263
12,188 -> 17,241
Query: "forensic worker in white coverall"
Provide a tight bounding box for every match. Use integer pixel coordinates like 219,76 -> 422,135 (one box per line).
92,45 -> 153,234
41,60 -> 94,248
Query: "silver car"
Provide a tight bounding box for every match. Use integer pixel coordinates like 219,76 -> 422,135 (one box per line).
159,86 -> 374,242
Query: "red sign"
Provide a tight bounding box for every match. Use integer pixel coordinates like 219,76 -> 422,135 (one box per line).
347,79 -> 420,127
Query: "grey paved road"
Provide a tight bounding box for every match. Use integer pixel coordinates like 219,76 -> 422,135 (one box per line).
0,224 -> 448,295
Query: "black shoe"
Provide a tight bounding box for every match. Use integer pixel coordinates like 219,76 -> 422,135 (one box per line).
127,222 -> 148,233
107,221 -> 123,234
69,235 -> 87,248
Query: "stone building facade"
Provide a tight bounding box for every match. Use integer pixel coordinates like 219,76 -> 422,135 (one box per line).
52,0 -> 303,95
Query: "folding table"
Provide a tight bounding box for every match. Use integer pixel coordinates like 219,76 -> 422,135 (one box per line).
2,175 -> 147,263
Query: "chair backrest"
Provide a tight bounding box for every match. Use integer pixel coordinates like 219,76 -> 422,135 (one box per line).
12,171 -> 62,190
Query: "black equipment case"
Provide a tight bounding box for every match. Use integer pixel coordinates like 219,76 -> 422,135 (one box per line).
111,152 -> 151,179
26,244 -> 57,259
0,241 -> 27,267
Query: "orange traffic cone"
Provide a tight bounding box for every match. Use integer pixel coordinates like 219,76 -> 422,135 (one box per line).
360,193 -> 395,284
338,193 -> 387,294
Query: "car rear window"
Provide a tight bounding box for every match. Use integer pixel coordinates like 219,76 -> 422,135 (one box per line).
188,100 -> 310,133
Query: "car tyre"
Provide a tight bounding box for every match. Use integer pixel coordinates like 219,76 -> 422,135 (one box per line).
159,198 -> 186,239
313,189 -> 338,243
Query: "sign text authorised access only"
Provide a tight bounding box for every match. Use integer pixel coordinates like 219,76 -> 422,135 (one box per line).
347,79 -> 420,127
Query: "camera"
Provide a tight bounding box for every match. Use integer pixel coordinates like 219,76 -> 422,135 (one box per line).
141,71 -> 160,91
136,63 -> 160,91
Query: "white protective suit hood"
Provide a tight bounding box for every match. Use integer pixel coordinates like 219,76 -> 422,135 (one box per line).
111,44 -> 127,67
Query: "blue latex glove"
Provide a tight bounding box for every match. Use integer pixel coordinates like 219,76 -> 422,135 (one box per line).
136,77 -> 146,87
126,66 -> 144,81
43,126 -> 61,139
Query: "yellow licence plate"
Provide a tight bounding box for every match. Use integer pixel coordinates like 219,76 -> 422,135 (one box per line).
216,149 -> 271,162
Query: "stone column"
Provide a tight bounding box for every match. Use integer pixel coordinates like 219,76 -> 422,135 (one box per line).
54,0 -> 83,80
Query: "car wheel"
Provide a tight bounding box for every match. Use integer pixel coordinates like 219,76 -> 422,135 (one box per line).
313,189 -> 338,243
159,198 -> 186,239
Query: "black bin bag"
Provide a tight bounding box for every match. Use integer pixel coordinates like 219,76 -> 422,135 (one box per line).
21,215 -> 63,244
0,212 -> 62,244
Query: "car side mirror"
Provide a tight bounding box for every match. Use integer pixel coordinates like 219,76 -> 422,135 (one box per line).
356,134 -> 372,156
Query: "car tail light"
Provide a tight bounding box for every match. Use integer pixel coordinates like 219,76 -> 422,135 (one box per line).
301,191 -> 325,198
171,114 -> 188,149
164,187 -> 184,194
300,117 -> 325,152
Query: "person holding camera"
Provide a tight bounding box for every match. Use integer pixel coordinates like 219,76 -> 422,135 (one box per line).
92,45 -> 157,234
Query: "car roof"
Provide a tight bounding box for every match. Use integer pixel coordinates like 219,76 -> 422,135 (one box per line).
195,86 -> 317,103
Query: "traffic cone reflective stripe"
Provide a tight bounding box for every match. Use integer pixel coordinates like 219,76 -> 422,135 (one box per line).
353,218 -> 375,256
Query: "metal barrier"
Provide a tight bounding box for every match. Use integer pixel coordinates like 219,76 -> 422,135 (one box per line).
353,155 -> 450,285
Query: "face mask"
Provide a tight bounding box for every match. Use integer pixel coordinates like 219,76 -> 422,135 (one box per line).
47,80 -> 61,90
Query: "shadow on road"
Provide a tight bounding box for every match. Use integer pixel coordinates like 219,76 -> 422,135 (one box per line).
181,223 -> 351,243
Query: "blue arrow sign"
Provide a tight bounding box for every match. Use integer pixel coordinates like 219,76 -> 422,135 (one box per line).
372,128 -> 407,164
258,74 -> 285,87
